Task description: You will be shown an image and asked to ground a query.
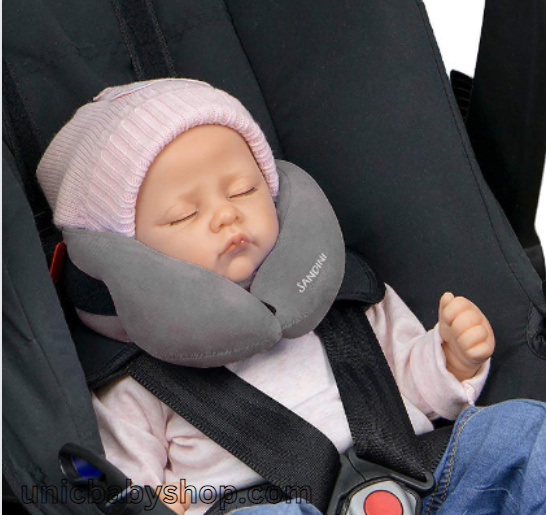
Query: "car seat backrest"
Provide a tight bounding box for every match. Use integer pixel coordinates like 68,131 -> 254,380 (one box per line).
4,0 -> 546,405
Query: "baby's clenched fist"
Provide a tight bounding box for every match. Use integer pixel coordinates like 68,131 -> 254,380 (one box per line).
438,292 -> 495,382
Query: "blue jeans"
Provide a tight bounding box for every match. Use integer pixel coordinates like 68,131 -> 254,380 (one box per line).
422,399 -> 546,514
233,400 -> 546,515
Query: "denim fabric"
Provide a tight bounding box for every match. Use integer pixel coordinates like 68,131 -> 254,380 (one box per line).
231,500 -> 321,515
232,400 -> 546,515
422,400 -> 546,514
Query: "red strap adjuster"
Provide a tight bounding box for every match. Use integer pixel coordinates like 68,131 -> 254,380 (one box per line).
49,241 -> 67,283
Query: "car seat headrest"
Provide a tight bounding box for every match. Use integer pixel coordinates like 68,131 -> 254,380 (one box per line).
63,161 -> 346,367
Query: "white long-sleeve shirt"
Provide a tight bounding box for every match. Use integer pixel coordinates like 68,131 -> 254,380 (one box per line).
91,284 -> 489,513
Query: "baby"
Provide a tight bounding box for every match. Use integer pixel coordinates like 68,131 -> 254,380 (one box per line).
37,79 -> 495,514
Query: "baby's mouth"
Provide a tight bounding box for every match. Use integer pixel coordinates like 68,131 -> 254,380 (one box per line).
221,233 -> 252,256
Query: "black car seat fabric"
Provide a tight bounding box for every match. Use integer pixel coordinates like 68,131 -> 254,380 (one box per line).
3,147 -> 105,515
4,0 -> 545,402
3,0 -> 546,513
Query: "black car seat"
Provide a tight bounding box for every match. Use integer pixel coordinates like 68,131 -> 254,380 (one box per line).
3,0 -> 546,513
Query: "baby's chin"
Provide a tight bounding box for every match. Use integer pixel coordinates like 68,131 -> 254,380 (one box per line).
224,265 -> 258,284
222,255 -> 262,284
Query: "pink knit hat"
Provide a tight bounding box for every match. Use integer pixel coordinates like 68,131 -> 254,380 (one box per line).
37,78 -> 278,237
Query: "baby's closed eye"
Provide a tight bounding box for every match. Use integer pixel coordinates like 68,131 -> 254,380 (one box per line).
230,186 -> 257,198
169,211 -> 198,225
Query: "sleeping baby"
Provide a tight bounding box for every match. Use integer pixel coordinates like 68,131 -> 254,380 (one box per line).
36,78 -> 495,514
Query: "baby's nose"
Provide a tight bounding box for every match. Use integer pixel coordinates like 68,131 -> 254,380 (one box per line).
210,204 -> 242,232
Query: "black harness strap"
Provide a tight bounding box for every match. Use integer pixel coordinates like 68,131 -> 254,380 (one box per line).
415,425 -> 452,473
111,0 -> 176,80
126,354 -> 340,513
315,301 -> 428,482
2,61 -> 43,188
62,257 -> 117,316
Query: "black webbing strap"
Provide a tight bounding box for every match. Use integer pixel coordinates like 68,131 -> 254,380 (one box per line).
62,256 -> 117,316
126,355 -> 340,513
2,59 -> 61,262
415,425 -> 452,473
111,0 -> 176,80
315,301 -> 428,482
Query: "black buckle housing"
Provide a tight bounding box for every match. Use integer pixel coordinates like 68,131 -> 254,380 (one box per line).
326,448 -> 435,515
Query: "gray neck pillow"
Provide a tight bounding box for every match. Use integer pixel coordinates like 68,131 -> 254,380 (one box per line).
63,160 -> 345,367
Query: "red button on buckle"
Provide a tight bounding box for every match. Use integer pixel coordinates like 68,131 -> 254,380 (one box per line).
364,490 -> 403,515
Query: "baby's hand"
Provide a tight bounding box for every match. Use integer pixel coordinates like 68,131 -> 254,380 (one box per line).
438,292 -> 495,382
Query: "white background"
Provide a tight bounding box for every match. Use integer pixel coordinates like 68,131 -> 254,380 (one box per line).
423,0 -> 546,247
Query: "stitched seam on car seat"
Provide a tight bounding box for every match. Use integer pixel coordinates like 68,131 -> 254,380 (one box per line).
3,261 -> 88,444
12,42 -> 128,79
414,0 -> 543,315
159,17 -> 238,57
3,261 -> 36,346
162,9 -> 231,39
13,15 -> 229,80
4,59 -> 44,150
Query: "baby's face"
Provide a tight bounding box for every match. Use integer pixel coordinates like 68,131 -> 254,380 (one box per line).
135,125 -> 279,283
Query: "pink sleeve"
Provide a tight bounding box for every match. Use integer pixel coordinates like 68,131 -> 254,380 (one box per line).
91,376 -> 170,488
366,284 -> 490,421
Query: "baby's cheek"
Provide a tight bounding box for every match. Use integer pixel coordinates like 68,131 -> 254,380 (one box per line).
188,248 -> 217,271
264,217 -> 280,251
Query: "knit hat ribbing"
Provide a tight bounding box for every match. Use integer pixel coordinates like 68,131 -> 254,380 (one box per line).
37,78 -> 278,237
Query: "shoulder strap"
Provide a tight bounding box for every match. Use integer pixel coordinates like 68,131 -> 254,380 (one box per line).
315,301 -> 428,482
337,250 -> 386,306
111,0 -> 176,80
